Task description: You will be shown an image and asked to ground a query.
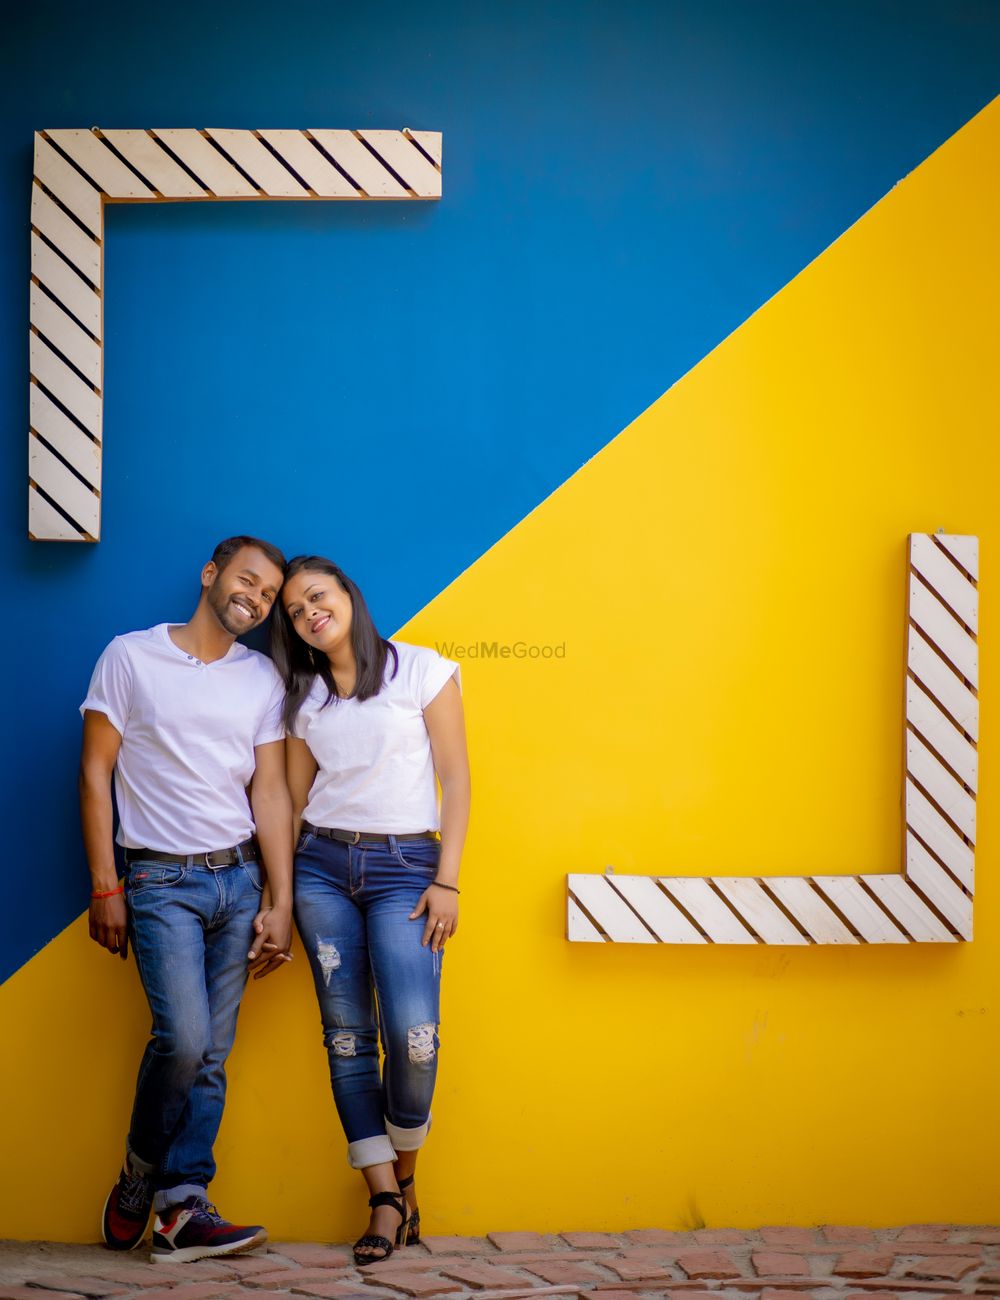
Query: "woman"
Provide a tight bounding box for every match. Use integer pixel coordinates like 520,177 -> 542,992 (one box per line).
271,556 -> 470,1265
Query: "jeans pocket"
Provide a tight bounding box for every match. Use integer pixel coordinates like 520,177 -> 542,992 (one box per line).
395,839 -> 441,871
128,862 -> 187,894
241,861 -> 264,892
296,830 -> 315,853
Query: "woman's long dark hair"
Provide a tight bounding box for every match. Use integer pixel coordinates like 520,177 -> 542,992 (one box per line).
270,556 -> 398,732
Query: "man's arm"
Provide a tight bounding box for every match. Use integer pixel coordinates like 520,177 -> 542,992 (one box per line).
247,739 -> 294,979
80,710 -> 128,959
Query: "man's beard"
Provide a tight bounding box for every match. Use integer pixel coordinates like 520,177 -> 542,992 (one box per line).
208,581 -> 258,636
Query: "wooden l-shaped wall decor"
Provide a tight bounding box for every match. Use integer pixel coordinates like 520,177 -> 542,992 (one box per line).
27,127 -> 442,542
568,533 -> 979,945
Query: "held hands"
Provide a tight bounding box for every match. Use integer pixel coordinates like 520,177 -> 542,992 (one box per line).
410,884 -> 459,952
89,893 -> 128,960
248,904 -> 293,979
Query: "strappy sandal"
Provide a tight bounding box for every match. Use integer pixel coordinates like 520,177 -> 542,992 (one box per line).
396,1174 -> 420,1245
353,1190 -> 407,1267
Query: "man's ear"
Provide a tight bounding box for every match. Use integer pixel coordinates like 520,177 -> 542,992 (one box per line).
201,561 -> 219,590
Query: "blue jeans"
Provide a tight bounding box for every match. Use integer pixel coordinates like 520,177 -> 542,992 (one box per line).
124,852 -> 262,1211
294,832 -> 443,1169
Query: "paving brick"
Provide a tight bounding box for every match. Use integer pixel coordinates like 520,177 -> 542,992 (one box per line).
604,1257 -> 677,1282
725,1279 -> 820,1291
117,1285 -> 247,1300
666,1292 -> 720,1300
841,1281 -> 961,1293
843,1294 -> 899,1300
896,1225 -> 953,1242
751,1252 -> 812,1278
486,1232 -> 553,1253
290,1284 -> 375,1299
419,1236 -> 494,1256
522,1259 -> 610,1285
437,1261 -> 534,1289
760,1229 -> 818,1248
904,1256 -> 980,1281
675,1249 -> 743,1280
760,1291 -> 820,1300
226,1255 -> 300,1276
966,1231 -> 1000,1245
246,1266 -> 356,1289
693,1229 -> 748,1245
833,1251 -> 897,1278
86,1261 -> 240,1285
22,1281 -> 131,1297
0,1290 -> 88,1300
823,1227 -> 877,1246
893,1242 -> 985,1257
625,1230 -> 690,1246
982,1270 -> 1000,1283
619,1246 -> 680,1263
557,1232 -> 622,1251
269,1243 -> 354,1268
367,1272 -> 463,1297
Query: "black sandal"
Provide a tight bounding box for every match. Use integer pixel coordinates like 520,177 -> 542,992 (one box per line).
396,1174 -> 420,1246
353,1190 -> 407,1266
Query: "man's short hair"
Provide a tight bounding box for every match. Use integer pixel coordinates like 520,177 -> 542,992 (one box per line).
210,535 -> 286,575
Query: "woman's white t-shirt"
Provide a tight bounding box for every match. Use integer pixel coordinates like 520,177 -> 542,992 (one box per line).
292,641 -> 460,833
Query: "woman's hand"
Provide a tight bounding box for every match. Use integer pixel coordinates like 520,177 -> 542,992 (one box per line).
248,904 -> 294,979
410,884 -> 459,952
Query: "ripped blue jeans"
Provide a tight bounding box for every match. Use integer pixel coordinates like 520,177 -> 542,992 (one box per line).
293,831 -> 443,1169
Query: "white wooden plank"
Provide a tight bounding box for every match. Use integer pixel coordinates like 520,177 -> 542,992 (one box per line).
906,833 -> 973,940
567,896 -> 604,942
30,386 -> 101,486
405,129 -> 443,167
910,534 -> 978,632
658,878 -> 757,943
152,130 -> 258,197
936,534 -> 978,580
29,334 -> 102,438
29,435 -> 100,535
46,129 -> 154,199
813,876 -> 909,943
30,284 -> 102,388
906,731 -> 976,842
905,779 -> 975,890
359,130 -> 442,196
309,130 -> 409,197
906,678 -> 977,792
30,234 -> 102,339
28,484 -> 85,541
609,875 -> 705,943
711,877 -> 808,944
864,874 -> 956,942
257,130 -> 357,196
568,876 -> 656,943
907,626 -> 979,740
31,184 -> 101,283
33,135 -> 102,236
765,877 -> 858,944
908,576 -> 978,686
205,130 -> 308,197
100,130 -> 206,198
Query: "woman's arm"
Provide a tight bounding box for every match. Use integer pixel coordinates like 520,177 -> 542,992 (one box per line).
286,736 -> 319,844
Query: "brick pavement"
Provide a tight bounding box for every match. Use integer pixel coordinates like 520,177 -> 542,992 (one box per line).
1,1225 -> 998,1300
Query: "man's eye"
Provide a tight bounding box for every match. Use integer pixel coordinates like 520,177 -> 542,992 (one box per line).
262,591 -> 274,604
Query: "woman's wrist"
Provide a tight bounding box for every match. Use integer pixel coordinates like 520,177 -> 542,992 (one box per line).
431,879 -> 460,894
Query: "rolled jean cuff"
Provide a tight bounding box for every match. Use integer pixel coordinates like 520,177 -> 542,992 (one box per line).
385,1117 -> 430,1152
347,1134 -> 397,1169
153,1182 -> 206,1213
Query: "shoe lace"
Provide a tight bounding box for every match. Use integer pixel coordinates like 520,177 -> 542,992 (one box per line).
118,1168 -> 151,1215
187,1198 -> 226,1226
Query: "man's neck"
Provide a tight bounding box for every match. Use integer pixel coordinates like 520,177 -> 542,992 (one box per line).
168,605 -> 236,664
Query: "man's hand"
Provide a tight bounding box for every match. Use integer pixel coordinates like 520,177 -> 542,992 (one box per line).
89,893 -> 129,959
248,904 -> 293,979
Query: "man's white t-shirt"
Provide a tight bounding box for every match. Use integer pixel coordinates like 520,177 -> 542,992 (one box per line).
81,624 -> 286,853
292,641 -> 459,833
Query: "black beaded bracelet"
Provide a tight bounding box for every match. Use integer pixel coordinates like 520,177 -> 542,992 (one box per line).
431,880 -> 460,893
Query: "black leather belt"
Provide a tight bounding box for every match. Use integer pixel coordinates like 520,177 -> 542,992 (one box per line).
303,823 -> 437,847
124,837 -> 259,868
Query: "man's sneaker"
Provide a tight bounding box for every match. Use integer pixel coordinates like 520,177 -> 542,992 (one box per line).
151,1196 -> 267,1263
101,1153 -> 154,1250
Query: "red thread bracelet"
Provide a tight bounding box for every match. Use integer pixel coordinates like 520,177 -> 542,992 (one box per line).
91,884 -> 124,899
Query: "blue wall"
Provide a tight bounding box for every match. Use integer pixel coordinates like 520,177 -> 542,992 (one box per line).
2,0 -> 998,981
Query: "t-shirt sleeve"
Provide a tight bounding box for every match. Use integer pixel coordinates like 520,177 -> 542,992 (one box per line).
254,668 -> 287,747
80,638 -> 133,735
414,646 -> 461,710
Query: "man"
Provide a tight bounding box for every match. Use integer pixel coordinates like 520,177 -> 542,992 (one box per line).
80,536 -> 293,1263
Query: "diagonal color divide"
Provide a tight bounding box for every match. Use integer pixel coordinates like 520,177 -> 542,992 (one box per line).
568,534 -> 979,945
27,127 -> 442,542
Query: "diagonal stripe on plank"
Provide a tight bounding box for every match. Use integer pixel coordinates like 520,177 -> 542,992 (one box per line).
205,130 -> 309,197
568,534 -> 979,945
46,129 -> 155,199
31,185 -> 100,283
28,485 -> 85,541
100,130 -> 207,198
32,135 -> 102,235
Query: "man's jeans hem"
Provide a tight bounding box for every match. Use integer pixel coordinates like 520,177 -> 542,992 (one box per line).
125,1141 -> 155,1178
386,1117 -> 429,1151
153,1182 -> 206,1214
347,1134 -> 396,1169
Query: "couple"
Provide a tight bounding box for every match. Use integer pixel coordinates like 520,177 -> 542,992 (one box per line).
81,536 -> 469,1267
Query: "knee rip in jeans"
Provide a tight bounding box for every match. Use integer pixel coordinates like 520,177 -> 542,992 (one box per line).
328,1030 -> 356,1057
407,1022 -> 436,1064
315,937 -> 341,987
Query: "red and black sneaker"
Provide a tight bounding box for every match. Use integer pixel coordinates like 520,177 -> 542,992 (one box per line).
101,1153 -> 154,1250
151,1196 -> 267,1263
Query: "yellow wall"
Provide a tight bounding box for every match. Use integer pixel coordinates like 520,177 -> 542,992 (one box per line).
2,97 -> 998,1239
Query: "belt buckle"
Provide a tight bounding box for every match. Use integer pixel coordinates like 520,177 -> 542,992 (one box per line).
349,831 -> 361,845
